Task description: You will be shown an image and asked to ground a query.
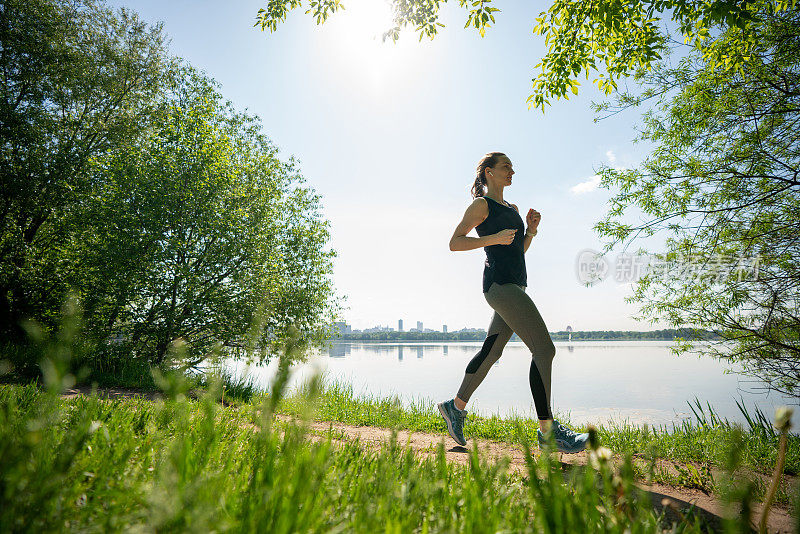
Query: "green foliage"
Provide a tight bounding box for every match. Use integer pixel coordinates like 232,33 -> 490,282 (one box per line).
594,9 -> 800,397
2,0 -> 341,373
528,0 -> 796,109
254,0 -> 796,108
0,0 -> 167,338
70,63 -> 338,364
255,0 -> 499,43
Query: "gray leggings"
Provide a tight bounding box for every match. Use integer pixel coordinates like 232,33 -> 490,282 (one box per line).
456,282 -> 555,420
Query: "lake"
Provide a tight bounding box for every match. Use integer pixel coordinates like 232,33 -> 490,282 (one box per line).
224,341 -> 798,428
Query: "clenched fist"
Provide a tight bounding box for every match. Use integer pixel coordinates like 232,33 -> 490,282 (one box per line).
526,209 -> 541,232
492,228 -> 516,245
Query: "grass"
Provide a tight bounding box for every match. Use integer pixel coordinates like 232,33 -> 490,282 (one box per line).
273,379 -> 800,479
1,331 -> 796,530
265,378 -> 800,506
0,382 -> 737,533
1,342 -> 159,391
2,308 -> 794,530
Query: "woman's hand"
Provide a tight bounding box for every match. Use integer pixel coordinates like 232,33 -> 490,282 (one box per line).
526,209 -> 541,233
492,228 -> 517,245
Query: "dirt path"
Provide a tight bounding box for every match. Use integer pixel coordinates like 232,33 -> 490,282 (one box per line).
288,417 -> 796,533
62,387 -> 796,533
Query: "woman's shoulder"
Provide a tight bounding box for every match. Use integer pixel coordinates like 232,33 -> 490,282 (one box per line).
464,196 -> 490,221
471,196 -> 490,213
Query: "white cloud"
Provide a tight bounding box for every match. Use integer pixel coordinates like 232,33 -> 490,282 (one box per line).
606,150 -> 616,163
570,175 -> 601,194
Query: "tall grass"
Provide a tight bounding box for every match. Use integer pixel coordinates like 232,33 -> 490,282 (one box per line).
1,382 -> 734,533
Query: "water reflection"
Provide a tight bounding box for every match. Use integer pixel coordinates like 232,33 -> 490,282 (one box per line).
328,343 -> 351,359
327,342 -> 478,359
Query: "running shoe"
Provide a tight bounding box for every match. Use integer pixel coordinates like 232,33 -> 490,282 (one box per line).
537,420 -> 589,454
437,399 -> 467,446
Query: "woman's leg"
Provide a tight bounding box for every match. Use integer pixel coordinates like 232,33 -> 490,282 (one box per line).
455,311 -> 514,407
484,282 -> 556,421
439,302 -> 514,446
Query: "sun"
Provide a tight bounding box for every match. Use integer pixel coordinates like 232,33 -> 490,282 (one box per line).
335,0 -> 395,43
316,0 -> 418,93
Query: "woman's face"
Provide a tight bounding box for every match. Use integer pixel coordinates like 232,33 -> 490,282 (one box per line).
487,156 -> 514,187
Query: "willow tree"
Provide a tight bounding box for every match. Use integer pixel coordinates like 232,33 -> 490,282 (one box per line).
593,11 -> 800,396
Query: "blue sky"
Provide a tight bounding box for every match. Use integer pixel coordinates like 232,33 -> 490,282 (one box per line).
111,0 -> 665,332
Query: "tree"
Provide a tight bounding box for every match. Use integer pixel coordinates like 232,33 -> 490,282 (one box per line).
70,65 -> 338,365
254,0 -> 793,109
594,10 -> 800,397
0,0 -> 167,338
2,0 -> 340,371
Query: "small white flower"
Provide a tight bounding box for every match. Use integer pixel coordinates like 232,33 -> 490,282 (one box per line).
596,446 -> 613,462
775,406 -> 793,432
589,446 -> 613,469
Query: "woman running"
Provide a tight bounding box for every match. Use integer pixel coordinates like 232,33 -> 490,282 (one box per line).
438,152 -> 589,453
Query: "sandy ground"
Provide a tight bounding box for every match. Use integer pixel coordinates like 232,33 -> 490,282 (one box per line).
62,386 -> 797,533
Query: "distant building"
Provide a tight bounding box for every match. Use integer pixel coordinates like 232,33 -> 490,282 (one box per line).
442,324 -> 447,333
364,325 -> 395,333
417,321 -> 423,331
398,319 -> 403,332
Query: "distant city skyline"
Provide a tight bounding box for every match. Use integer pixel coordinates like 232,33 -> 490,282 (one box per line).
342,318 -> 575,333
335,320 -> 471,334
335,319 -> 675,335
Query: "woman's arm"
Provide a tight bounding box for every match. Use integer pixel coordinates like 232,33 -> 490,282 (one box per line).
449,198 -> 514,251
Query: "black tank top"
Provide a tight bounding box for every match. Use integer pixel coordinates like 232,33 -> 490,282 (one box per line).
475,196 -> 527,293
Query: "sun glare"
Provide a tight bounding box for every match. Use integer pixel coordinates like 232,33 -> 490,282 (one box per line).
342,0 -> 395,40
317,0 -> 422,94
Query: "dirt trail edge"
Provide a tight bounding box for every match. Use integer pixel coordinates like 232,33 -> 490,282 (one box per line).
280,416 -> 795,534
61,387 -> 794,533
